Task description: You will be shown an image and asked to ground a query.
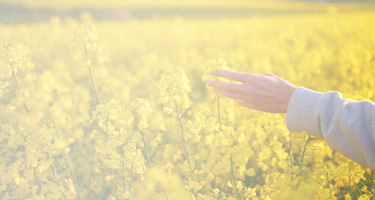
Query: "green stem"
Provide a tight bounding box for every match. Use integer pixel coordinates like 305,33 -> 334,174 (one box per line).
121,160 -> 127,191
230,155 -> 242,200
269,151 -> 273,185
132,109 -> 152,167
289,131 -> 294,174
326,172 -> 332,199
217,95 -> 223,125
105,114 -> 109,143
161,184 -> 170,200
140,130 -> 152,167
132,113 -> 169,199
349,166 -> 353,199
215,75 -> 223,125
48,152 -> 61,183
299,135 -> 312,174
175,100 -> 192,173
128,164 -> 134,192
64,153 -> 82,200
49,111 -> 81,199
8,60 -> 29,113
372,170 -> 375,200
110,169 -> 115,195
84,44 -> 102,105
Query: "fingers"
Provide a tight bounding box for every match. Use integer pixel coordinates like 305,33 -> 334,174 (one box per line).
262,73 -> 275,77
212,88 -> 245,100
211,70 -> 254,83
206,80 -> 243,92
236,99 -> 250,107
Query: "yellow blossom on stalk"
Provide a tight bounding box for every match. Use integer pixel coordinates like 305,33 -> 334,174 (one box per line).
213,188 -> 220,196
159,68 -> 191,104
201,59 -> 231,82
131,98 -> 153,132
244,168 -> 256,177
91,99 -> 134,133
1,43 -> 34,74
75,24 -> 98,50
0,43 -> 34,111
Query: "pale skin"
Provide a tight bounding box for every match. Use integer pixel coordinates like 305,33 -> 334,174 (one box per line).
206,70 -> 297,113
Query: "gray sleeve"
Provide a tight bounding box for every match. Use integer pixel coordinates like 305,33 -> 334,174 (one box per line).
286,87 -> 375,170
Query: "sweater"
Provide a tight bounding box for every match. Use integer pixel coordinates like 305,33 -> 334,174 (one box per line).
286,87 -> 375,170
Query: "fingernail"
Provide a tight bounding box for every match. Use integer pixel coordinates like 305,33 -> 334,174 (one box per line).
206,80 -> 213,86
210,71 -> 216,75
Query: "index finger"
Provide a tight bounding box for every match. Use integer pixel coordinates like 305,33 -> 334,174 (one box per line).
206,80 -> 243,92
210,70 -> 254,82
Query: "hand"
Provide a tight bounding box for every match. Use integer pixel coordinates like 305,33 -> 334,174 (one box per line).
206,70 -> 297,113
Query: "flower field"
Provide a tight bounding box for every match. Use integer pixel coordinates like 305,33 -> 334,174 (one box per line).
1,7 -> 375,200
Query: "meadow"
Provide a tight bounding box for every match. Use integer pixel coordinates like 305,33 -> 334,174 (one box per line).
0,4 -> 375,200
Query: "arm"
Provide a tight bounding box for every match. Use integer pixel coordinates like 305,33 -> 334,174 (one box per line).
207,70 -> 375,169
287,87 -> 375,170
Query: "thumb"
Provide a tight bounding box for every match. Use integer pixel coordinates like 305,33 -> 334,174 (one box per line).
236,99 -> 248,107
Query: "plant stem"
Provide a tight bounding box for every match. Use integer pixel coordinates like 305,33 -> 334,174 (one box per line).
84,44 -> 102,105
162,184 -> 170,200
349,166 -> 353,199
140,130 -> 152,167
105,114 -> 109,143
121,160 -> 127,191
269,151 -> 273,185
133,113 -> 170,199
128,164 -> 134,192
175,100 -> 192,172
326,172 -> 332,199
8,61 -> 29,113
132,114 -> 152,167
372,170 -> 375,200
230,155 -> 242,200
49,111 -> 82,199
48,152 -> 61,183
289,131 -> 294,174
215,76 -> 223,125
217,95 -> 223,125
64,153 -> 82,200
299,135 -> 311,174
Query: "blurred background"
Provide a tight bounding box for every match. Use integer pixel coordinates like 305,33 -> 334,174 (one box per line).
0,0 -> 374,23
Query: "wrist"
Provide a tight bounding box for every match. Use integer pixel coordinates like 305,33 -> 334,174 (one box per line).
283,86 -> 297,113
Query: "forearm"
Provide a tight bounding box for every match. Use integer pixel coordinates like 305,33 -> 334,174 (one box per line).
286,87 -> 375,169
